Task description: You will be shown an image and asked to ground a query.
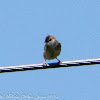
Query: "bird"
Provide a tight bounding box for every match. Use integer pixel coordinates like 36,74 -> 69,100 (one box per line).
43,35 -> 61,66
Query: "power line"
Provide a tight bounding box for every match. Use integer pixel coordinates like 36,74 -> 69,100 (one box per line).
0,58 -> 100,73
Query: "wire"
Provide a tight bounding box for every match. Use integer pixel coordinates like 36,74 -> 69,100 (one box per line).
0,58 -> 100,73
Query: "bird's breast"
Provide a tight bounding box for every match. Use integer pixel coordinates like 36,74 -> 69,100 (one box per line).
43,42 -> 61,60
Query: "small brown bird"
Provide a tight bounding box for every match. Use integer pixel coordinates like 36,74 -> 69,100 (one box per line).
43,35 -> 61,65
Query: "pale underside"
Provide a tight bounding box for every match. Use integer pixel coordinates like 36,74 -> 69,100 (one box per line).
43,40 -> 61,60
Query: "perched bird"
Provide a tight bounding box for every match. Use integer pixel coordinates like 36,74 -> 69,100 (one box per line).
43,35 -> 61,65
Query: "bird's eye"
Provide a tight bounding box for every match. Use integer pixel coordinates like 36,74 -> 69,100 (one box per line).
49,39 -> 52,41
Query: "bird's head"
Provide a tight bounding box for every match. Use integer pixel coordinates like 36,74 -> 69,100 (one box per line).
44,35 -> 56,44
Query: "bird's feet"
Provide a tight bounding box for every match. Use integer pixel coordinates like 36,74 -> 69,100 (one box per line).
43,61 -> 47,68
58,61 -> 62,64
56,58 -> 62,64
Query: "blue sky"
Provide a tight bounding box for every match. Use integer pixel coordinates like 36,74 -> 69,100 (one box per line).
0,0 -> 100,100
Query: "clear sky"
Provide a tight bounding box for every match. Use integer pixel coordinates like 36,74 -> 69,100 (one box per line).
0,0 -> 100,100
